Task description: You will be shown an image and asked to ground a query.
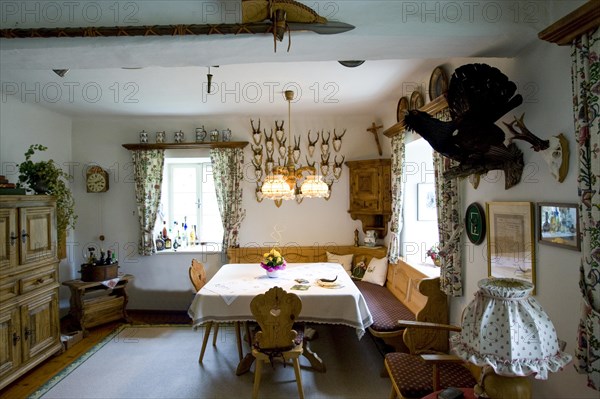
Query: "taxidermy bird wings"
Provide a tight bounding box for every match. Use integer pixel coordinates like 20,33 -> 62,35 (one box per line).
404,63 -> 548,189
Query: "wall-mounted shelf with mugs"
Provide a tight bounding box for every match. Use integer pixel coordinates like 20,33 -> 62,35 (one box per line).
122,141 -> 248,151
138,127 -> 233,145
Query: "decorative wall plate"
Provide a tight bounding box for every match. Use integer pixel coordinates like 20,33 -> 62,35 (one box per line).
409,91 -> 424,110
429,66 -> 449,101
396,96 -> 409,122
465,202 -> 486,245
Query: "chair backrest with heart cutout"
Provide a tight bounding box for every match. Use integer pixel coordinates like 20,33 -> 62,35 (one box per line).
250,286 -> 302,350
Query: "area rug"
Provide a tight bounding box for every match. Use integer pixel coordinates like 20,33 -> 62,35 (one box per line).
31,323 -> 390,399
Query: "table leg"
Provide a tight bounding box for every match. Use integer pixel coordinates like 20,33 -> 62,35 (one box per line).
236,353 -> 256,376
302,325 -> 325,372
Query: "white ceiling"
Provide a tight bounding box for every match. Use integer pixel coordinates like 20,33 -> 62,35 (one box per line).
0,1 -> 583,117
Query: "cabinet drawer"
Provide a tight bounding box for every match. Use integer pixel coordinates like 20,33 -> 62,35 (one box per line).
20,269 -> 57,294
0,279 -> 18,303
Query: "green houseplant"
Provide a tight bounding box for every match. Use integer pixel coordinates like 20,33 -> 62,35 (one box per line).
17,145 -> 77,241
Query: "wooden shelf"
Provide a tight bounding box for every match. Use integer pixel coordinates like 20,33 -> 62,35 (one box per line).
383,95 -> 449,138
538,1 -> 600,45
122,141 -> 248,150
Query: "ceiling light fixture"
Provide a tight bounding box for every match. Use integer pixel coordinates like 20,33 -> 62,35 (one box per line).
52,69 -> 69,77
257,90 -> 331,206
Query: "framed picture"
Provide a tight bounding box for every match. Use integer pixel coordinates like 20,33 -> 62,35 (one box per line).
537,202 -> 580,251
486,202 -> 536,290
417,183 -> 436,221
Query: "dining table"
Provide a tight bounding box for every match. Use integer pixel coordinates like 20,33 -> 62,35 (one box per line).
188,262 -> 374,373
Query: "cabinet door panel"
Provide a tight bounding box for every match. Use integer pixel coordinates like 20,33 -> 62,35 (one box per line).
19,207 -> 56,265
21,290 -> 60,362
0,209 -> 18,273
0,307 -> 21,379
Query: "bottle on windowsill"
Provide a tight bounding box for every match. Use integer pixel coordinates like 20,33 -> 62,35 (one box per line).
165,236 -> 172,249
162,221 -> 168,239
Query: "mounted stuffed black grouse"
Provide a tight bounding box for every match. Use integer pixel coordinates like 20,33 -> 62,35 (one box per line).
404,63 -> 549,189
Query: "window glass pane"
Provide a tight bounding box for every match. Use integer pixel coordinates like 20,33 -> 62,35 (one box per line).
155,158 -> 224,250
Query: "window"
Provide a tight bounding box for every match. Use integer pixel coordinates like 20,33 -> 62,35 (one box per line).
157,157 -> 223,250
401,139 -> 439,266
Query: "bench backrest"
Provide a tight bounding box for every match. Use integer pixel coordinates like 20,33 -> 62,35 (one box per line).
227,245 -> 388,267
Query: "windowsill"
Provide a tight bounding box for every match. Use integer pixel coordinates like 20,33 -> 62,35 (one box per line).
411,262 -> 441,278
156,244 -> 222,254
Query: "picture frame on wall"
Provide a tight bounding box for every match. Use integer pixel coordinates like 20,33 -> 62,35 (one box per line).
486,201 -> 536,291
417,183 -> 436,221
537,202 -> 580,251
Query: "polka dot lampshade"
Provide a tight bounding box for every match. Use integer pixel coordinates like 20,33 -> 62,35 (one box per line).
451,278 -> 572,380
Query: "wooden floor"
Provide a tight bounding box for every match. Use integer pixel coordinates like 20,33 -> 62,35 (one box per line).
0,310 -> 191,399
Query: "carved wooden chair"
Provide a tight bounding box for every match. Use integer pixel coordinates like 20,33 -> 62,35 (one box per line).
189,259 -> 243,363
384,320 -> 478,399
250,286 -> 304,399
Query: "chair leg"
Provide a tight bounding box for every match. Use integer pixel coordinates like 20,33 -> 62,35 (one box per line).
252,359 -> 263,399
292,357 -> 304,399
388,385 -> 397,399
212,323 -> 220,346
235,321 -> 243,361
199,322 -> 213,363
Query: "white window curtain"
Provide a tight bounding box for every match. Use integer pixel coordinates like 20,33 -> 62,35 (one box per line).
210,148 -> 246,249
387,133 -> 405,263
572,27 -> 600,391
131,149 -> 165,256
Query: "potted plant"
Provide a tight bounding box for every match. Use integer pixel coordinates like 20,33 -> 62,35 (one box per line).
17,145 -> 77,244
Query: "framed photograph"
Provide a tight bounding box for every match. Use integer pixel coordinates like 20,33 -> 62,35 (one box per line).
417,183 -> 436,221
486,202 -> 536,290
537,202 -> 580,251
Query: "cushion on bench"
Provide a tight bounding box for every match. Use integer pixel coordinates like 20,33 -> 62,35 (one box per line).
355,280 -> 415,332
385,352 -> 477,398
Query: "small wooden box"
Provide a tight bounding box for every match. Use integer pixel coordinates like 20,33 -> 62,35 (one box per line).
80,263 -> 119,282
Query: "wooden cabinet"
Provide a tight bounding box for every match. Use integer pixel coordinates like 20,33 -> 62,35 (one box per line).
63,274 -> 133,335
346,159 -> 392,237
0,196 -> 62,390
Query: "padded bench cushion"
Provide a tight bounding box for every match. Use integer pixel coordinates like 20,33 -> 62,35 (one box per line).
355,280 -> 415,332
385,352 -> 477,398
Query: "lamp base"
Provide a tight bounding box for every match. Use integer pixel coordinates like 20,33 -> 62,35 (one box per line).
476,368 -> 531,399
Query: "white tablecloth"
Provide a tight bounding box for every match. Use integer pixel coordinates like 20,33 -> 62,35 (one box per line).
188,263 -> 373,338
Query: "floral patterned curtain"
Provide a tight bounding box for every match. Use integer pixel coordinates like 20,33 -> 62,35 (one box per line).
131,149 -> 165,256
572,28 -> 600,391
432,110 -> 463,296
388,133 -> 406,263
210,148 -> 246,249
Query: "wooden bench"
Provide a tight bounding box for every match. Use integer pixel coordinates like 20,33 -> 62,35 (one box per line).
359,260 -> 448,354
227,246 -> 448,353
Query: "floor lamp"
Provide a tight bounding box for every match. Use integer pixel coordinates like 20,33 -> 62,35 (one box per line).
452,278 -> 572,399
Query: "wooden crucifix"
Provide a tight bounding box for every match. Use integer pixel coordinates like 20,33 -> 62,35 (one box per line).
367,122 -> 383,156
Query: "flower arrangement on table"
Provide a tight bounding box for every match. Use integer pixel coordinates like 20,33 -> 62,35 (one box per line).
260,248 -> 287,272
426,244 -> 442,266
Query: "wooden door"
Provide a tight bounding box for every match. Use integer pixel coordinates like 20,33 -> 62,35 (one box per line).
19,207 -> 56,266
0,208 -> 18,273
20,290 -> 60,362
0,307 -> 22,379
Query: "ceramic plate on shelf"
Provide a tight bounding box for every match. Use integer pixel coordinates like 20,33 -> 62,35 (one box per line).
409,91 -> 424,110
396,96 -> 409,122
429,66 -> 449,101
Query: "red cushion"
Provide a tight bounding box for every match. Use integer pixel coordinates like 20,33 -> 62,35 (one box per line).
355,280 -> 415,332
385,352 -> 477,398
